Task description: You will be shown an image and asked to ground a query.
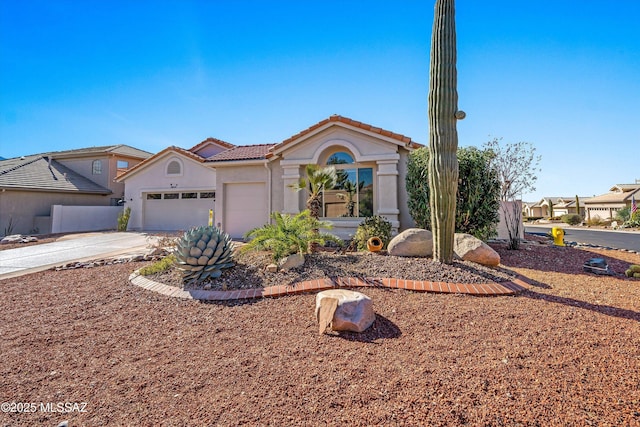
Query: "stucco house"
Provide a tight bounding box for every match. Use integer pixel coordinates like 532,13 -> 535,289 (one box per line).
117,115 -> 421,239
524,196 -> 588,218
0,145 -> 152,235
583,183 -> 640,221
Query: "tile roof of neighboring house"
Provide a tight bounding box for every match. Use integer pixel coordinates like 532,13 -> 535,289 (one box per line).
272,115 -> 422,153
584,186 -> 640,204
206,144 -> 275,162
0,155 -> 112,194
610,183 -> 640,192
41,144 -> 153,159
188,137 -> 235,153
116,146 -> 206,181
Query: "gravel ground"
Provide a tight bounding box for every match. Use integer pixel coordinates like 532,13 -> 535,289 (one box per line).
1,243 -> 639,426
154,250 -> 517,291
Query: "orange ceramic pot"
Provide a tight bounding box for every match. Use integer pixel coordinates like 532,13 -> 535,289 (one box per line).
366,237 -> 383,252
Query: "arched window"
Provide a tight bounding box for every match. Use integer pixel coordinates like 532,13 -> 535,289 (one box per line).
92,160 -> 102,175
166,159 -> 182,176
321,150 -> 373,218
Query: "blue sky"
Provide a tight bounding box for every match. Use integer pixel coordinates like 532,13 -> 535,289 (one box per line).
1,0 -> 638,201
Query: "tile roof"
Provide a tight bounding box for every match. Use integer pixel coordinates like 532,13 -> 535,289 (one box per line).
206,144 -> 275,162
272,115 -> 421,153
584,187 -> 640,204
116,146 -> 205,181
188,137 -> 235,153
0,156 -> 112,194
38,144 -> 153,159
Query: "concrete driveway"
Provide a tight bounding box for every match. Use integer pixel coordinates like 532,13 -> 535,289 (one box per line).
0,232 -> 156,280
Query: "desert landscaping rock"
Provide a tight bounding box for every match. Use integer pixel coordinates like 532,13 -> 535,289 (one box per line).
315,289 -> 375,333
387,228 -> 433,257
454,233 -> 501,266
278,253 -> 305,270
0,234 -> 38,244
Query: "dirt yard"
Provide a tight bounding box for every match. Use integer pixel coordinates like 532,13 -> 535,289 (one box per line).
1,243 -> 639,426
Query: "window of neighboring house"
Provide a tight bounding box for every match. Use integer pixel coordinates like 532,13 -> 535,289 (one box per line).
92,160 -> 102,174
117,160 -> 129,169
146,193 -> 162,200
321,151 -> 374,218
167,159 -> 182,175
200,192 -> 215,199
163,193 -> 179,200
181,192 -> 197,199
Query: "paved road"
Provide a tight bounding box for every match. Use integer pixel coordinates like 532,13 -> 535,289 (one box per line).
525,224 -> 640,252
0,232 -> 155,280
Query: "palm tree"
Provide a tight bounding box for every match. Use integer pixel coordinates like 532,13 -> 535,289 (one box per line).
290,164 -> 338,219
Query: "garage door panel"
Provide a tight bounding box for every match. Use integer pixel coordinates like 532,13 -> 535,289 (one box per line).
143,192 -> 215,231
224,183 -> 267,239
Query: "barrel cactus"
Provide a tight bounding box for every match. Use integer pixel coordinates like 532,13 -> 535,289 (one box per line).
174,226 -> 235,283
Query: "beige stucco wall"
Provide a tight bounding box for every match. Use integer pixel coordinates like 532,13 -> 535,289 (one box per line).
397,148 -> 414,231
214,163 -> 269,232
0,189 -> 111,235
57,155 -> 145,201
122,153 -> 216,230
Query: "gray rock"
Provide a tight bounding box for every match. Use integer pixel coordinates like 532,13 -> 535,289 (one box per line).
278,253 -> 305,270
315,289 -> 375,333
0,234 -> 38,244
453,233 -> 500,267
387,228 -> 433,257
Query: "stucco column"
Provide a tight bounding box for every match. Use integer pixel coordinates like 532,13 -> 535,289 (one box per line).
282,164 -> 301,214
376,159 -> 400,226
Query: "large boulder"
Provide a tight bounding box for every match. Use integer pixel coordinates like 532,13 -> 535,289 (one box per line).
387,228 -> 433,257
453,233 -> 500,266
315,289 -> 375,334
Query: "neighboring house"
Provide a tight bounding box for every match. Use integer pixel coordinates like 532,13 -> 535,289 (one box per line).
525,196 -> 588,218
0,145 -> 152,235
118,115 -> 421,239
584,183 -> 640,221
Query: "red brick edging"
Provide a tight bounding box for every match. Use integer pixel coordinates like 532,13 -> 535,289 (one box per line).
129,271 -> 528,301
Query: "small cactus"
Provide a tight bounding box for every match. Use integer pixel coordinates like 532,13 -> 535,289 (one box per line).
625,264 -> 640,278
174,226 -> 235,283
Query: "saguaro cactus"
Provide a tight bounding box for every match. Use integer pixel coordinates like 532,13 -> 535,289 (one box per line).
428,0 -> 463,263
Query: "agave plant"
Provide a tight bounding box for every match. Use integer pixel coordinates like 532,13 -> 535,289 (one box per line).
174,226 -> 235,283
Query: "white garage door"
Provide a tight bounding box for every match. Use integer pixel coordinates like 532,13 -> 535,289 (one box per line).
143,191 -> 215,231
223,182 -> 267,239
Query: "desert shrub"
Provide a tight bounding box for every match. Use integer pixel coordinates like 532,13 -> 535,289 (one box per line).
242,210 -> 342,262
621,212 -> 640,229
354,215 -> 392,251
138,254 -> 176,276
561,214 -> 582,225
117,207 -> 131,231
406,146 -> 501,241
615,207 -> 630,223
586,216 -> 611,226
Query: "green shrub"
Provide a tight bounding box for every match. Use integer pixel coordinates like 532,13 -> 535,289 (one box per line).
138,254 -> 176,276
242,210 -> 342,262
174,226 -> 235,283
354,215 -> 392,251
615,206 -> 631,223
117,207 -> 131,231
406,146 -> 501,241
561,214 -> 582,225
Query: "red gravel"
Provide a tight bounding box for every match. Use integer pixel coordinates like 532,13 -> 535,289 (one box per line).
1,244 -> 639,426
